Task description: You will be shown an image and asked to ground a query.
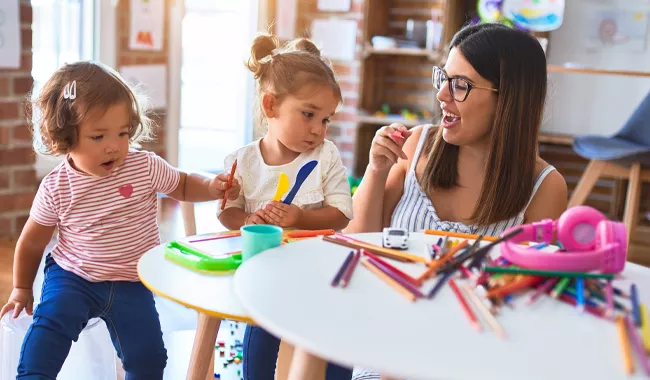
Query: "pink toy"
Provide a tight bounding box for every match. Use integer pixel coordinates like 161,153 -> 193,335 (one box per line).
500,206 -> 627,273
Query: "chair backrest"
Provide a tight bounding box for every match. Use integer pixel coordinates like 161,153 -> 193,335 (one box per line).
616,91 -> 650,147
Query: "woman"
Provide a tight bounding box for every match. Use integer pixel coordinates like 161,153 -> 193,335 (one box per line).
346,23 -> 568,379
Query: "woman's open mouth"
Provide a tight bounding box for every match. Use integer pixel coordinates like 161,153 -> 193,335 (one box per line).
441,110 -> 461,128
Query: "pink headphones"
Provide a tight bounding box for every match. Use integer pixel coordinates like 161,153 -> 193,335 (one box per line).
500,206 -> 628,273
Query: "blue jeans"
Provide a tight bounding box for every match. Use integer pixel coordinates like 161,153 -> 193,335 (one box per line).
243,325 -> 352,380
17,255 -> 167,379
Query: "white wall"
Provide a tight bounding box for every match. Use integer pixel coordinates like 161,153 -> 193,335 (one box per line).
543,0 -> 650,137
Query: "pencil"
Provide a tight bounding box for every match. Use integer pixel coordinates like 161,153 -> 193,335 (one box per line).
361,258 -> 416,302
557,294 -> 606,319
527,277 -> 559,305
448,279 -> 481,332
625,315 -> 650,375
631,284 -> 641,327
640,304 -> 650,353
427,271 -> 452,299
324,235 -> 428,263
417,240 -> 468,282
551,278 -> 571,298
220,160 -> 238,211
361,249 -> 420,286
460,283 -> 506,339
576,278 -> 585,312
606,280 -> 615,318
366,257 -> 425,298
331,251 -> 354,287
339,250 -> 360,288
483,267 -> 615,280
617,315 -> 635,375
424,229 -> 498,242
486,276 -> 542,298
285,229 -> 335,238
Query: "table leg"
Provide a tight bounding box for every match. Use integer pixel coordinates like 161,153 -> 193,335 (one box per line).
187,312 -> 221,380
275,339 -> 295,380
287,347 -> 326,380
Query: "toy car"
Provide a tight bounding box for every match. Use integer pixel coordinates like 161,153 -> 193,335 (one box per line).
383,228 -> 409,250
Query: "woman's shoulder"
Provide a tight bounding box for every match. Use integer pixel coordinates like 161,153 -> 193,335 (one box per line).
526,158 -> 568,222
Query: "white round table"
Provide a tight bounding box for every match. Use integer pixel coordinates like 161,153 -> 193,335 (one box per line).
232,232 -> 650,380
138,237 -> 253,380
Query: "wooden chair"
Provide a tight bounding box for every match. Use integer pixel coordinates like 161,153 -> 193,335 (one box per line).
568,92 -> 650,245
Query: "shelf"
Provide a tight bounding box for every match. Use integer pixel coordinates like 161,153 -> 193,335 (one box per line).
356,114 -> 427,128
547,65 -> 650,78
363,46 -> 443,61
538,132 -> 574,146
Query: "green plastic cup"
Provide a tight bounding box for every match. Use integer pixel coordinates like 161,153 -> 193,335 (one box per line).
241,224 -> 283,262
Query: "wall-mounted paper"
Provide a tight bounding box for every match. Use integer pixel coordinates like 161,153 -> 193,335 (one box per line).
276,0 -> 297,40
318,0 -> 351,12
311,19 -> 357,61
129,0 -> 164,51
120,64 -> 168,109
0,0 -> 21,68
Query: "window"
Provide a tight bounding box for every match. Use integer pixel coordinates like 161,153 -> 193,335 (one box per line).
31,0 -> 96,176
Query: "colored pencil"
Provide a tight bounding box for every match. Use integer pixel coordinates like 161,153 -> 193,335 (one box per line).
285,229 -> 335,238
331,251 -> 354,287
483,267 -> 615,280
527,278 -> 559,304
339,250 -> 360,288
557,294 -> 605,319
361,249 -> 420,286
606,280 -> 615,318
324,235 -> 429,263
551,278 -> 571,298
448,279 -> 481,332
366,257 -> 425,298
220,160 -> 238,211
617,316 -> 635,375
427,271 -> 453,299
460,282 -> 506,338
188,232 -> 241,243
486,275 -> 543,298
576,278 -> 585,312
625,315 -> 650,375
641,304 -> 650,353
424,229 -> 499,242
417,240 -> 468,282
361,258 -> 416,302
631,284 -> 641,327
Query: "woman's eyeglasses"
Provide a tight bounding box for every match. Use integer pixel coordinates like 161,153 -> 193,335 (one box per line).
432,66 -> 498,102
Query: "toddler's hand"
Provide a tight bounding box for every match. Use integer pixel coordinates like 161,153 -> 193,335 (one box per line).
209,173 -> 240,200
264,201 -> 302,228
1,288 -> 34,319
245,210 -> 268,225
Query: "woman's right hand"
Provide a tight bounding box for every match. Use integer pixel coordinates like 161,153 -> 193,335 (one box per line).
368,124 -> 412,173
0,287 -> 34,319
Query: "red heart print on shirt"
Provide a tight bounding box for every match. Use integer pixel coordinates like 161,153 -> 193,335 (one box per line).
119,184 -> 133,198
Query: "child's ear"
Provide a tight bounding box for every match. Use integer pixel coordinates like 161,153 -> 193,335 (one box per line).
261,93 -> 277,118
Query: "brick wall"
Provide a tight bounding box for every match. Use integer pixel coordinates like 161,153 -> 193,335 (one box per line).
0,1 -> 36,238
116,0 -> 169,159
294,0 -> 365,173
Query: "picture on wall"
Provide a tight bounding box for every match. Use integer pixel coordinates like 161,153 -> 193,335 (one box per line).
584,9 -> 649,53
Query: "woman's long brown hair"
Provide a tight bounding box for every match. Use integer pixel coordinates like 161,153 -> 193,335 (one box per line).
421,23 -> 547,226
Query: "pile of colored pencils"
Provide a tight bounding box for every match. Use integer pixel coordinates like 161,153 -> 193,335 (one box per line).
325,231 -> 650,375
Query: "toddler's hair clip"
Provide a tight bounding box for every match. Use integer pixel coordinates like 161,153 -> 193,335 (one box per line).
63,81 -> 77,100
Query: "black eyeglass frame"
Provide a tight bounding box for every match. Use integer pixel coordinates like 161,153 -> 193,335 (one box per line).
432,66 -> 498,102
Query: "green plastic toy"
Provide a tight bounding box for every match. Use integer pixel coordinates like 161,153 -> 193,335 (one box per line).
164,240 -> 242,273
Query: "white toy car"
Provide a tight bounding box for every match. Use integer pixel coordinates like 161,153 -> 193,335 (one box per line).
382,228 -> 409,250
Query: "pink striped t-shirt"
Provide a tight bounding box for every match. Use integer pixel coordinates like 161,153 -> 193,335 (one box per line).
30,150 -> 180,282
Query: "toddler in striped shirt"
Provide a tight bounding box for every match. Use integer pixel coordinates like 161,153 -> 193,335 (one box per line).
0,61 -> 240,379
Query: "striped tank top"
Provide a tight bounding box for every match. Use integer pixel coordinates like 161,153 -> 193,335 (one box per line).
390,124 -> 556,237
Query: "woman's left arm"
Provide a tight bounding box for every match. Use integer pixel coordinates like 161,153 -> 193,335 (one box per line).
524,169 -> 569,223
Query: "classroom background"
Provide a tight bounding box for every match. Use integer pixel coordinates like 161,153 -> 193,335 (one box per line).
0,0 -> 649,378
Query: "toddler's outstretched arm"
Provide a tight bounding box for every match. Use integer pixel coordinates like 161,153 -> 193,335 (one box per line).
1,219 -> 55,319
168,172 -> 240,203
